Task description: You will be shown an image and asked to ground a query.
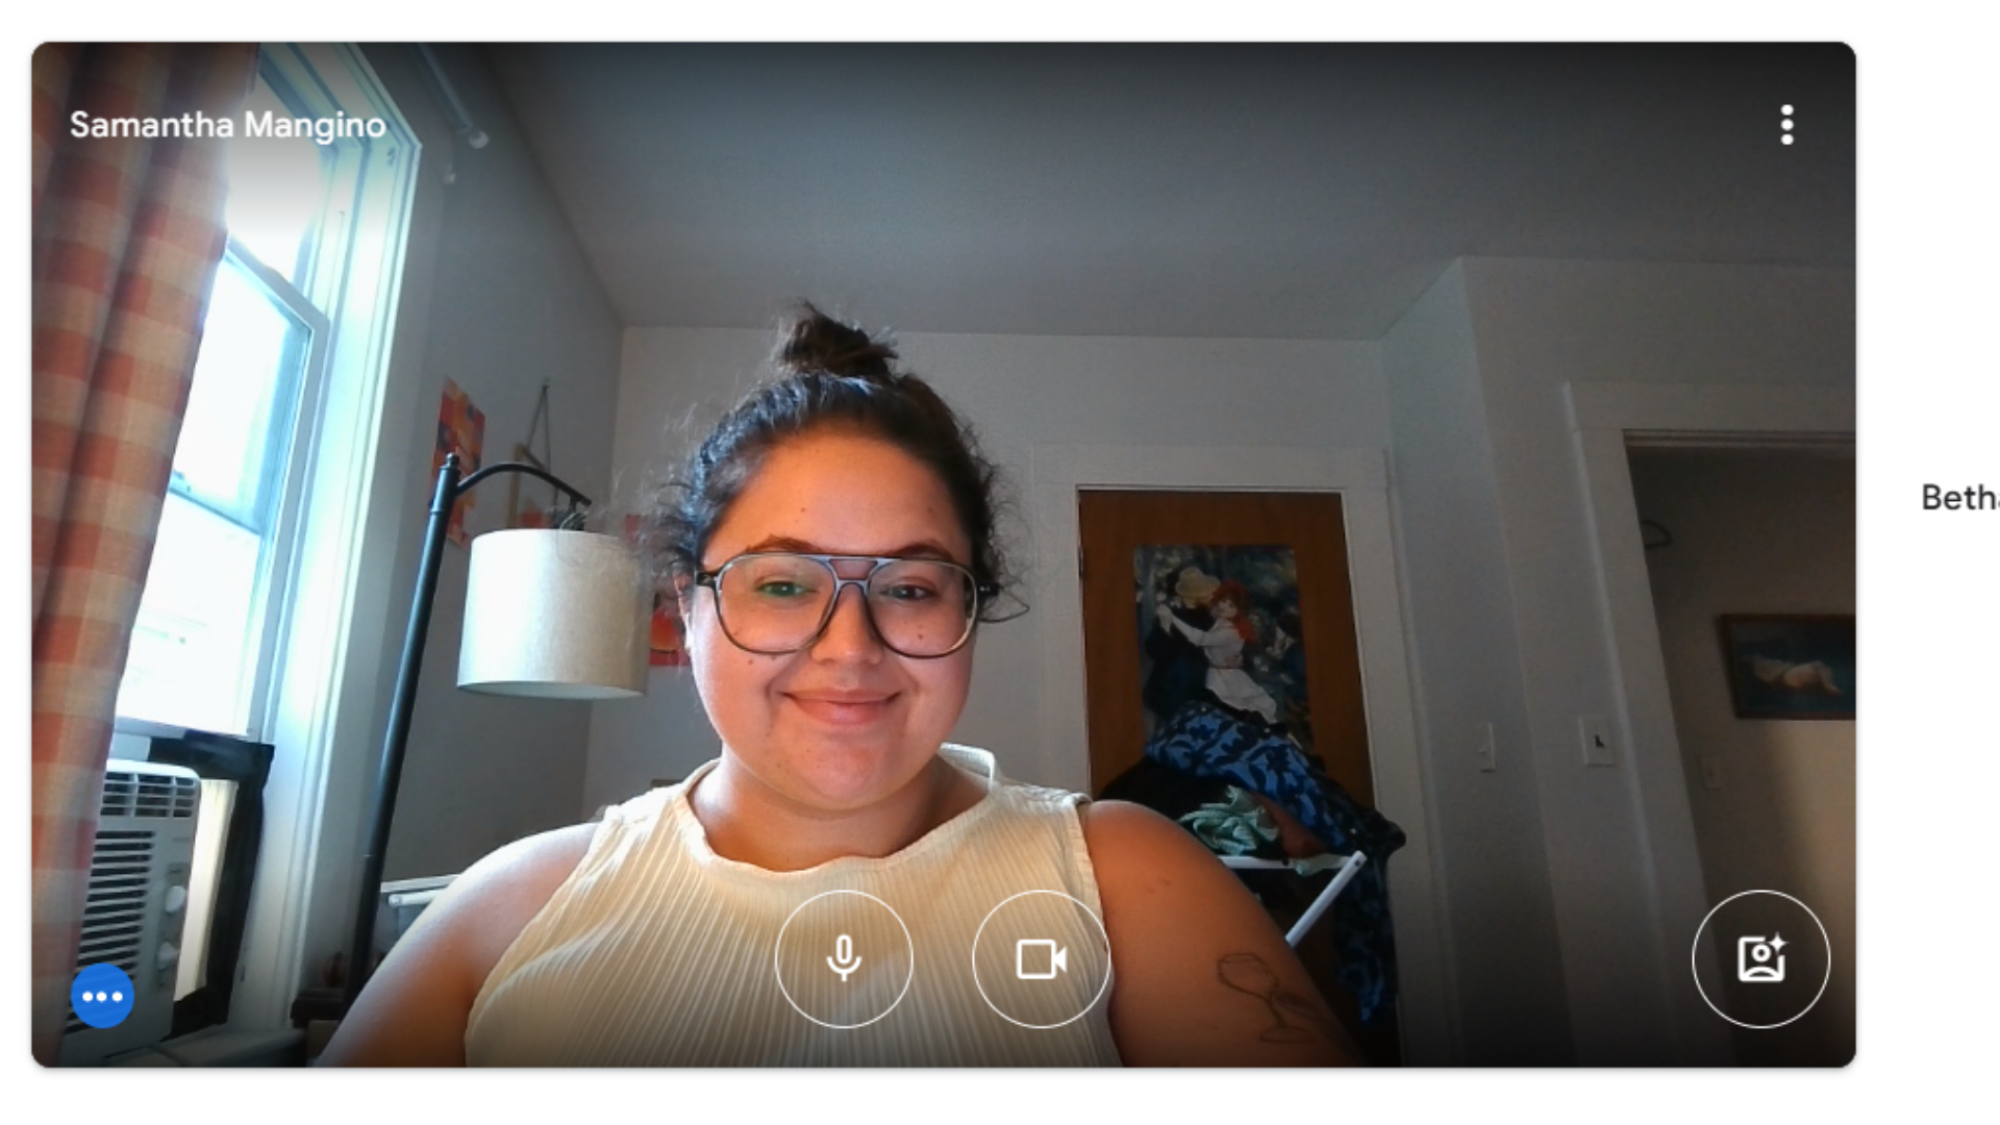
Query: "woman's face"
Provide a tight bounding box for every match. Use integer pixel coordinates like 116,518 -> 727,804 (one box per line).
686,430 -> 976,813
1214,597 -> 1238,620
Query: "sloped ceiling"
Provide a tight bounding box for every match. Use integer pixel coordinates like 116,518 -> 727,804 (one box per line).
483,43 -> 1853,340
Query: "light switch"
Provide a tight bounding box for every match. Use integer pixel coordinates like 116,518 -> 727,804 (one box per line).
1579,714 -> 1616,767
1476,722 -> 1497,772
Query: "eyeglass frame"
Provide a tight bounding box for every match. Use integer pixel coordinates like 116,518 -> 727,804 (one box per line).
691,551 -> 1000,658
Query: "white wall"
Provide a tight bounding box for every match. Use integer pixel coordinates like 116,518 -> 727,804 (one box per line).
373,45 -> 625,879
295,45 -> 624,984
1379,263 -> 1573,1062
586,326 -> 1389,808
1628,447 -> 1856,1066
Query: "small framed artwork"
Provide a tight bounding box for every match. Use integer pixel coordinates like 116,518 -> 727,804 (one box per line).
648,592 -> 688,667
1717,614 -> 1855,720
623,514 -> 689,667
432,379 -> 485,547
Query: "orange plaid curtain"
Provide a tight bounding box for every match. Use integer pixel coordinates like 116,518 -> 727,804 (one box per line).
30,43 -> 256,1065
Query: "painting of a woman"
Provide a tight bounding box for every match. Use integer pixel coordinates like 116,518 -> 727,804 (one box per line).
1155,578 -> 1281,727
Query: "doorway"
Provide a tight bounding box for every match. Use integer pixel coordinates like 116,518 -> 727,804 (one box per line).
1027,441 -> 1449,1063
1627,442 -> 1856,1066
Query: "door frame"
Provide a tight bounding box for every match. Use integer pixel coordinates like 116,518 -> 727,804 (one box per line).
1030,442 -> 1456,1065
1565,380 -> 1856,1065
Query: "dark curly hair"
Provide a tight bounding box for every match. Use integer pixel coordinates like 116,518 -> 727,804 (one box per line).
649,303 -> 1018,622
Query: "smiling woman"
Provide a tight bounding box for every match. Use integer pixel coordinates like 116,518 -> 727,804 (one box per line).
684,433 -> 982,834
318,304 -> 1356,1067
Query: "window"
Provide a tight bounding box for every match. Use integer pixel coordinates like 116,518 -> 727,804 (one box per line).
116,53 -> 381,739
107,44 -> 422,1035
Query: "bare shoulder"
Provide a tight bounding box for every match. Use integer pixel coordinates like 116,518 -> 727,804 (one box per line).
1081,799 -> 1356,1067
434,820 -> 599,954
317,821 -> 596,1066
1082,798 -> 1273,906
1080,799 -> 1261,935
1082,797 -> 1217,869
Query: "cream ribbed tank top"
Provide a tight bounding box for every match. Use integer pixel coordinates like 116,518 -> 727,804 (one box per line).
465,745 -> 1124,1066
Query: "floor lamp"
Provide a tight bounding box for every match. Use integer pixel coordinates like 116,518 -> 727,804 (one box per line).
342,453 -> 648,1010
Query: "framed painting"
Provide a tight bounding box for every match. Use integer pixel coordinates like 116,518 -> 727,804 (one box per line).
431,379 -> 484,547
624,514 -> 689,667
1718,614 -> 1855,720
1136,543 -> 1315,755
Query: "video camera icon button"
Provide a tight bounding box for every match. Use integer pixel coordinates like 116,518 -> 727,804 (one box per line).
972,890 -> 1112,1029
1016,938 -> 1068,980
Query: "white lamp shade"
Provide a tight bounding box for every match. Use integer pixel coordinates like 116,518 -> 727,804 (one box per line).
458,528 -> 650,699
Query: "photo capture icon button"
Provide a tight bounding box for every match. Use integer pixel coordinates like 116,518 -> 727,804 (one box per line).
1691,889 -> 1832,1030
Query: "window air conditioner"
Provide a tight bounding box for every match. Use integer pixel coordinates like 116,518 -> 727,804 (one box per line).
60,759 -> 201,1066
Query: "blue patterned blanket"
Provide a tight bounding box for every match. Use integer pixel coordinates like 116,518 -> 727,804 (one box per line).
1143,702 -> 1406,1022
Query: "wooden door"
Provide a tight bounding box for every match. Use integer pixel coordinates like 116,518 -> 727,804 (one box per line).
1077,490 -> 1372,803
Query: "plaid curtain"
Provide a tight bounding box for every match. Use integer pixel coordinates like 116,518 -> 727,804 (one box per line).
31,43 -> 256,1065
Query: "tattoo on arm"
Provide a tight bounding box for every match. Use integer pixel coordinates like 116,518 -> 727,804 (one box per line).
1216,952 -> 1341,1044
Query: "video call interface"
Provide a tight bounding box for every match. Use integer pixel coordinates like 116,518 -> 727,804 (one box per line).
35,42 -> 1855,1071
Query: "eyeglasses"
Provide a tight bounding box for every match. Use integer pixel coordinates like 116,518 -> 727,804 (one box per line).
693,552 -> 995,658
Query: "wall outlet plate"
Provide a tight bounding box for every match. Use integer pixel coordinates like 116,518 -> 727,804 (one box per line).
1699,754 -> 1723,790
1579,714 -> 1616,767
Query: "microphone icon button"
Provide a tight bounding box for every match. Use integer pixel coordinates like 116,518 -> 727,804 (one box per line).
774,890 -> 912,1029
827,933 -> 863,981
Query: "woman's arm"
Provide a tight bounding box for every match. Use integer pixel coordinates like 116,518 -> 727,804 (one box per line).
1083,799 -> 1358,1067
315,822 -> 594,1066
1157,604 -> 1205,645
1197,624 -> 1245,668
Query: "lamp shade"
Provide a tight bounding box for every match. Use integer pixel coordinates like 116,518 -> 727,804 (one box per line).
458,528 -> 650,699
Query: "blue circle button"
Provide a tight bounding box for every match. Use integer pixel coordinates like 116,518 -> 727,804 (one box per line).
71,965 -> 135,1029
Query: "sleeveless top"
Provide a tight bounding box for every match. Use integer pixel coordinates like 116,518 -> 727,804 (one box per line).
465,745 -> 1125,1066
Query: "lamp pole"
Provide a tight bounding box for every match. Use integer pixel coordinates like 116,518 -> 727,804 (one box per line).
342,453 -> 592,1011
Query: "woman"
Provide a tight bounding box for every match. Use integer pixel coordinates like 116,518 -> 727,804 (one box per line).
321,307 -> 1352,1067
1156,579 -> 1283,727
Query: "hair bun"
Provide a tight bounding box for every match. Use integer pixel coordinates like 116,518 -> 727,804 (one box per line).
777,302 -> 899,380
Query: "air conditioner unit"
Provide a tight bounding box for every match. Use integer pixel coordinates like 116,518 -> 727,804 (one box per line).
60,759 -> 201,1066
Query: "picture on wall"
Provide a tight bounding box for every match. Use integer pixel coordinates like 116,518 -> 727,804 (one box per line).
1718,614 -> 1856,720
648,594 -> 688,667
1134,544 -> 1314,755
431,378 -> 484,547
625,514 -> 689,667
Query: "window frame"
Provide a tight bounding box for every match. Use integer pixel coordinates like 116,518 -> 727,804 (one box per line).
234,42 -> 423,1036
219,237 -> 333,740
109,42 -> 424,1039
